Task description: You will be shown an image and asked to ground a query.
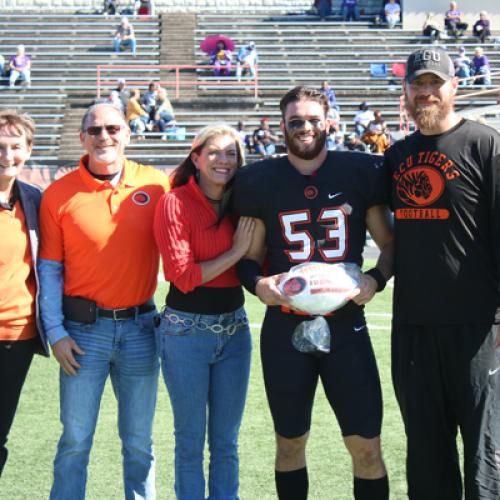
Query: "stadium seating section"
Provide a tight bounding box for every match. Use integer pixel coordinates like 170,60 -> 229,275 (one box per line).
0,7 -> 498,180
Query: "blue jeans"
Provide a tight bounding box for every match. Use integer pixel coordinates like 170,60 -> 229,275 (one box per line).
157,112 -> 175,132
113,38 -> 137,54
50,310 -> 159,500
158,306 -> 251,500
255,143 -> 275,157
341,5 -> 358,21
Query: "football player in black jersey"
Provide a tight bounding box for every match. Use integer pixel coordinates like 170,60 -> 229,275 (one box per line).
233,86 -> 394,500
385,47 -> 500,500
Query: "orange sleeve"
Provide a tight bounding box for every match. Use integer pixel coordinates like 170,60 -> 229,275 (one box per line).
153,192 -> 202,293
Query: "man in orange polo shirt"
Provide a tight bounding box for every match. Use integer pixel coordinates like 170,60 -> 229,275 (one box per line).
0,110 -> 48,479
38,102 -> 169,500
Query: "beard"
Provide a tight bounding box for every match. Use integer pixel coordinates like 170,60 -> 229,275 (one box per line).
405,94 -> 454,132
284,127 -> 327,160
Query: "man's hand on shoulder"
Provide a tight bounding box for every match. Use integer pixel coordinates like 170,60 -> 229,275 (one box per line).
350,273 -> 378,306
52,336 -> 85,376
255,273 -> 291,307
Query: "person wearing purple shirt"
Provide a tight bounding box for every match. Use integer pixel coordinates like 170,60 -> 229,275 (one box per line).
210,40 -> 232,77
9,45 -> 31,89
341,0 -> 358,22
473,11 -> 491,44
444,1 -> 468,37
471,46 -> 491,86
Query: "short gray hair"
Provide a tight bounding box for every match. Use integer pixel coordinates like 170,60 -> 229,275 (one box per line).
80,102 -> 126,132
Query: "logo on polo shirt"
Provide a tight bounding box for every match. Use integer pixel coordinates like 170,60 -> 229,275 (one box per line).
132,191 -> 151,206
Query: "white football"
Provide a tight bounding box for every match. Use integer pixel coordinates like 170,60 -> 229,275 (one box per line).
279,262 -> 361,315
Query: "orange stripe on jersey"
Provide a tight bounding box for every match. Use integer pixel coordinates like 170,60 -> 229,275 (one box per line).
39,157 -> 170,309
0,200 -> 37,340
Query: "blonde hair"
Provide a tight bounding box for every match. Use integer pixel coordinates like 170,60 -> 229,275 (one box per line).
170,122 -> 245,189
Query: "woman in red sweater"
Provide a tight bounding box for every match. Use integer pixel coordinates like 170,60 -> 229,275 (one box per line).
154,123 -> 254,500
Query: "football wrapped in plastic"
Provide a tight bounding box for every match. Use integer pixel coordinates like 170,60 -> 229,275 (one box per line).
279,262 -> 361,315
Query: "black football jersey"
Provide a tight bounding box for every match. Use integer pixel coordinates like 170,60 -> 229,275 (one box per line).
233,151 -> 389,277
385,119 -> 500,325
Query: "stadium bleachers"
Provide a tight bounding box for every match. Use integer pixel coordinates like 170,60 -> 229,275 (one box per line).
0,10 -> 499,175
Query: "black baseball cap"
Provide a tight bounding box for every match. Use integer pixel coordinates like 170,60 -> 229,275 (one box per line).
405,48 -> 455,83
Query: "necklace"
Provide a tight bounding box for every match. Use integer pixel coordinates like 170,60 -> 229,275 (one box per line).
205,194 -> 222,204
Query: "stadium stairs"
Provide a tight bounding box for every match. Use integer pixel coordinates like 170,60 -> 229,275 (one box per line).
0,8 -> 498,179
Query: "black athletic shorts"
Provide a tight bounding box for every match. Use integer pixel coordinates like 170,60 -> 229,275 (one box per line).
392,323 -> 500,500
261,306 -> 383,439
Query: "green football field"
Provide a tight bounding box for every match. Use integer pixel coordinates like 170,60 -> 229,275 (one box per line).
1,278 -> 409,499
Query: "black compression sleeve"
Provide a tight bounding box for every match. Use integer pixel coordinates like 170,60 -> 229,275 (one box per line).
237,258 -> 262,295
365,267 -> 387,292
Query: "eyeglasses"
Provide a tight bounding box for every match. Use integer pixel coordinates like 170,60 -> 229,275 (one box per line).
286,119 -> 324,131
85,125 -> 123,136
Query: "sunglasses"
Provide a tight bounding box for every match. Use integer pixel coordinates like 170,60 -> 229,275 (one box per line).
287,119 -> 324,131
85,125 -> 123,136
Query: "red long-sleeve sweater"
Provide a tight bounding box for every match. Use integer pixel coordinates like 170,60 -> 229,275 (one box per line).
153,176 -> 240,294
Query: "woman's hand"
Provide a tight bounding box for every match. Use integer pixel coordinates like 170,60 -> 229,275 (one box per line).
232,217 -> 255,258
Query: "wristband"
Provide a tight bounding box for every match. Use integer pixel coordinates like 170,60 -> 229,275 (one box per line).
237,258 -> 262,295
365,267 -> 387,293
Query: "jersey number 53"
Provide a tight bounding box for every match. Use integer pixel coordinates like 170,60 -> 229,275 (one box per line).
279,208 -> 348,262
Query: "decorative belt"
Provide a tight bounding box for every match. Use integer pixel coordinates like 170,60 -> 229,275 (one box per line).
163,312 -> 248,336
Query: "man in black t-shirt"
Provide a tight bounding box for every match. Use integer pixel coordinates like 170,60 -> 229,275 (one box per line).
233,86 -> 393,500
385,47 -> 500,500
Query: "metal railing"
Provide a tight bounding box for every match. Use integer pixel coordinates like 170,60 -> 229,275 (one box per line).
96,64 -> 259,99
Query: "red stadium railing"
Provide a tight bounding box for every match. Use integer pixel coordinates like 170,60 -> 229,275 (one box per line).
96,64 -> 259,99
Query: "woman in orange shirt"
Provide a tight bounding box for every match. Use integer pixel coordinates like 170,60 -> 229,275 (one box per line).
0,110 -> 48,477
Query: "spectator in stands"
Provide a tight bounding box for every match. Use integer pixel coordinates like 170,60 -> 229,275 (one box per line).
314,0 -> 332,20
236,41 -> 258,81
253,117 -> 280,158
341,0 -> 358,22
361,110 -> 390,154
384,0 -> 400,29
327,131 -> 345,151
115,79 -> 130,111
345,132 -> 368,152
134,0 -> 155,16
154,88 -> 176,139
471,46 -> 491,86
126,88 -> 151,136
328,106 -> 342,135
444,2 -> 468,38
454,46 -> 471,86
422,12 -> 442,44
113,17 -> 137,56
0,53 -> 5,79
141,81 -> 159,117
107,91 -> 124,112
210,40 -> 232,77
102,0 -> 116,16
9,45 -> 31,89
473,11 -> 491,44
320,80 -> 337,110
354,101 -> 374,137
236,121 -> 252,154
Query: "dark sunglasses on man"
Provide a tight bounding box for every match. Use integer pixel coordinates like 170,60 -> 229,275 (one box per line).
85,125 -> 123,136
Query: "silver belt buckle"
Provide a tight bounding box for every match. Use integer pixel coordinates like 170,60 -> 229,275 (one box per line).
112,307 -> 130,321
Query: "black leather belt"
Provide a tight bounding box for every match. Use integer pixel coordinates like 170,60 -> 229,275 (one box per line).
97,302 -> 156,320
63,295 -> 155,323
